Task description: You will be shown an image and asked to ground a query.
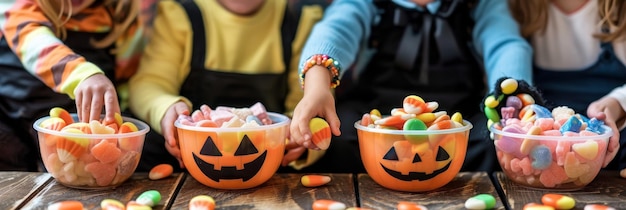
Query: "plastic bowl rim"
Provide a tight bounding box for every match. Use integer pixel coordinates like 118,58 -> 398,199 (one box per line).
354,119 -> 473,134
489,123 -> 613,141
175,112 -> 290,131
33,114 -> 150,139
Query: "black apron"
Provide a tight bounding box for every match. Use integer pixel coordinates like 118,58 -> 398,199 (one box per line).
177,0 -> 296,112
335,0 -> 485,140
0,31 -> 115,171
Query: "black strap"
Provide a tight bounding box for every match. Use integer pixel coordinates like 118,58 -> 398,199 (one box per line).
178,0 -> 206,69
178,0 -> 296,71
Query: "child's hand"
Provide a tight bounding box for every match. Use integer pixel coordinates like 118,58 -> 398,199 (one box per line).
290,66 -> 341,149
161,101 -> 190,168
281,141 -> 307,166
587,96 -> 624,168
74,74 -> 120,123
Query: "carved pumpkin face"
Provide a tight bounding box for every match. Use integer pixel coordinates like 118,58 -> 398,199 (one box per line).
177,114 -> 288,189
357,122 -> 470,192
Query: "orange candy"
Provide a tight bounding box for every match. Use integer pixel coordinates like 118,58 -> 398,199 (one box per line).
50,107 -> 74,124
149,163 -> 174,180
301,175 -> 331,187
523,203 -> 555,210
47,201 -> 84,210
397,201 -> 427,210
584,204 -> 616,210
189,195 -> 216,210
312,199 -> 346,210
310,118 -> 332,150
541,194 -> 575,209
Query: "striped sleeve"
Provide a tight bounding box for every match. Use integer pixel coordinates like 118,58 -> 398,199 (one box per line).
2,0 -> 102,98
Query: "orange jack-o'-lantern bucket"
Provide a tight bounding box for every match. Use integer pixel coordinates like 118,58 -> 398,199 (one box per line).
176,113 -> 289,189
355,120 -> 472,192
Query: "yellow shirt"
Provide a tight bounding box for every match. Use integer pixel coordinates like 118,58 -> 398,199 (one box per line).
130,0 -> 323,133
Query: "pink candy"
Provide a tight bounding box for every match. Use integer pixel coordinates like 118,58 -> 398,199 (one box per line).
180,103 -> 273,128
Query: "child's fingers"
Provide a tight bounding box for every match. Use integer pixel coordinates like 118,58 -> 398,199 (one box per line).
103,89 -> 120,123
282,146 -> 306,166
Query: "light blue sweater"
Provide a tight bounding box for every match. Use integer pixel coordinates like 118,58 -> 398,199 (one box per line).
298,0 -> 533,91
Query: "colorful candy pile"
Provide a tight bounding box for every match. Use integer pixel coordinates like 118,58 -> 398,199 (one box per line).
521,193 -> 615,210
177,102 -> 273,128
484,78 -> 611,189
359,95 -> 466,133
36,107 -> 145,188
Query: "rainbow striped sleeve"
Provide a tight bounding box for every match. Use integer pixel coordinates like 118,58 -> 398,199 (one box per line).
2,0 -> 102,98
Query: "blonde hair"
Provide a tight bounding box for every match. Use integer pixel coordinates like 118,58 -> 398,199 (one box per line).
509,0 -> 626,42
37,0 -> 139,48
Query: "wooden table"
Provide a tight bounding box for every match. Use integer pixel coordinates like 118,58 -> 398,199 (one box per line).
496,170 -> 626,210
1,171 -> 624,210
358,172 -> 504,209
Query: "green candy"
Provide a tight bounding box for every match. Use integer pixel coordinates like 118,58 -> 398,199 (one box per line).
484,106 -> 500,123
136,190 -> 161,207
464,194 -> 496,209
403,118 -> 428,144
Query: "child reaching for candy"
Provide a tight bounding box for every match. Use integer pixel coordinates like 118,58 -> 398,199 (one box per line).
0,0 -> 155,171
129,0 -> 331,171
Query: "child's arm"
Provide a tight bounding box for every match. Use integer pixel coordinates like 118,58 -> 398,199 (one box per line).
289,0 -> 376,150
471,0 -> 533,92
2,0 -> 118,122
129,0 -> 192,135
128,1 -> 192,167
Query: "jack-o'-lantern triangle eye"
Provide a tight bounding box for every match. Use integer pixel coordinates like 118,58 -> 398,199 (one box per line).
234,135 -> 259,156
412,153 -> 422,163
201,136 -> 222,156
436,146 -> 449,161
383,147 -> 398,160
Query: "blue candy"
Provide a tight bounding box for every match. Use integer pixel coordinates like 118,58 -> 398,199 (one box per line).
531,104 -> 552,118
530,145 -> 552,170
560,116 -> 582,133
586,118 -> 606,134
246,115 -> 263,125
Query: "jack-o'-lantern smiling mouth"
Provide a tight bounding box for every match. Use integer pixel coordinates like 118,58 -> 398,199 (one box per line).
192,135 -> 267,182
381,160 -> 451,181
380,145 -> 452,181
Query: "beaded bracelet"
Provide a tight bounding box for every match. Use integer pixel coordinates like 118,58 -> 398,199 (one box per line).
299,54 -> 341,89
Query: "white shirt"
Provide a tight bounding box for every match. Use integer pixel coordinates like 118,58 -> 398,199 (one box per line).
532,0 -> 626,128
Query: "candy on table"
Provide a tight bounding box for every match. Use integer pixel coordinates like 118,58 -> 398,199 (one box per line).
189,195 -> 216,210
126,201 -> 152,210
464,194 -> 496,210
101,199 -> 125,210
312,199 -> 347,210
301,174 -> 332,187
541,194 -> 575,210
47,200 -> 84,210
396,201 -> 428,210
523,203 -> 555,210
149,163 -> 174,180
136,190 -> 162,207
310,118 -> 332,150
584,204 -> 616,210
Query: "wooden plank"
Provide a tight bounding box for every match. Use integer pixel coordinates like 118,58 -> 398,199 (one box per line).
496,171 -> 626,210
358,172 -> 505,209
171,173 -> 357,209
0,172 -> 52,210
19,172 -> 185,209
